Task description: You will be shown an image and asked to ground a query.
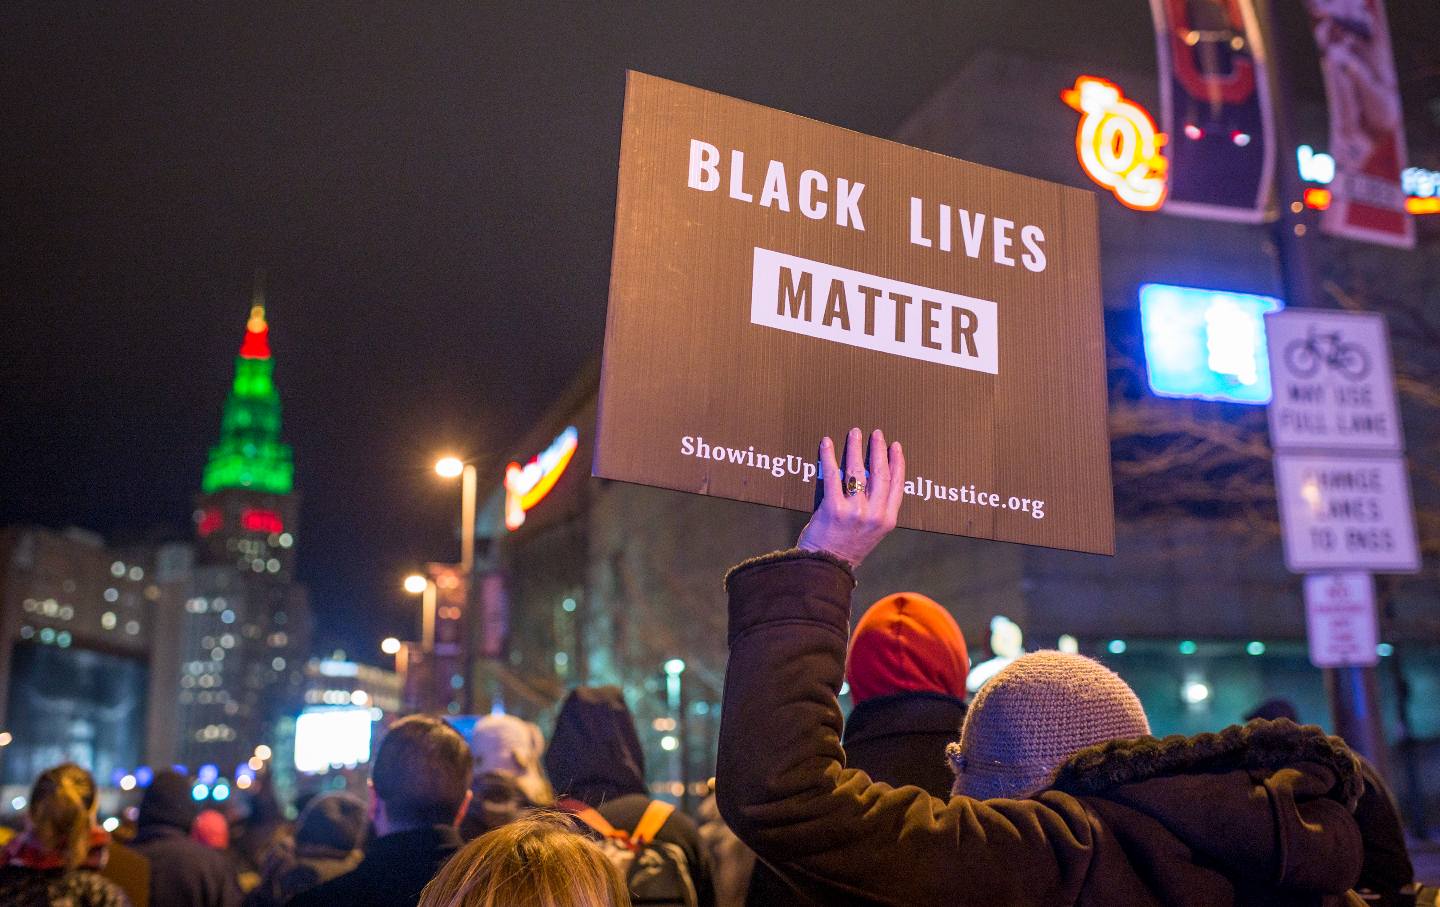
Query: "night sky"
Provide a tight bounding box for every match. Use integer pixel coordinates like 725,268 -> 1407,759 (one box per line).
3,2 -> 1432,657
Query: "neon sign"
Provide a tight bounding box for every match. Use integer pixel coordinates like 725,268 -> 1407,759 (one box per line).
504,426 -> 579,530
1062,76 -> 1168,211
1297,145 -> 1440,215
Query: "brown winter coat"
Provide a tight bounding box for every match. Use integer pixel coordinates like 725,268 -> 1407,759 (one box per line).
716,550 -> 1368,907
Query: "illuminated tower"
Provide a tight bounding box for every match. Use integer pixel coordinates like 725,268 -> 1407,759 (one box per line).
179,281 -> 310,774
195,286 -> 297,576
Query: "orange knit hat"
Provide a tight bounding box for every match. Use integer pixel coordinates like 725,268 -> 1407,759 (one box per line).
845,592 -> 969,703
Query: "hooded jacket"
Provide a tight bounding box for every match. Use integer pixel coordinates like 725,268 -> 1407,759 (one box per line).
717,552 -> 1369,907
132,772 -> 241,907
243,792 -> 367,907
546,685 -> 717,907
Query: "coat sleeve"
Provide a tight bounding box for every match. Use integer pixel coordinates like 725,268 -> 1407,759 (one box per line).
715,551 -> 1098,907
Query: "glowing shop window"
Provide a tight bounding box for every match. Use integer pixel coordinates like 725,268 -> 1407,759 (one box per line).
1139,284 -> 1282,404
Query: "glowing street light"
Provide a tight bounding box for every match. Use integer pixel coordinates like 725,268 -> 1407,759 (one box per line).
403,574 -> 429,595
434,456 -> 465,479
381,637 -> 401,656
253,744 -> 272,761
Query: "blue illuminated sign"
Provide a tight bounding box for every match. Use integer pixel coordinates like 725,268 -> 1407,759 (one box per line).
1139,284 -> 1282,404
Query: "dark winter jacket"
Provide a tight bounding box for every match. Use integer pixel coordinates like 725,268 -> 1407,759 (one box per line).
287,825 -> 462,907
843,691 -> 966,799
748,689 -> 969,905
131,825 -> 241,907
718,550 -> 1370,907
546,685 -> 717,907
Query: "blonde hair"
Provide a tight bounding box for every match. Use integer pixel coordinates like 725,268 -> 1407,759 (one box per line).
419,812 -> 630,907
29,763 -> 97,870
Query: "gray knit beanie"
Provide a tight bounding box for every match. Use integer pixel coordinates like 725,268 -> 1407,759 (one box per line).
947,651 -> 1150,800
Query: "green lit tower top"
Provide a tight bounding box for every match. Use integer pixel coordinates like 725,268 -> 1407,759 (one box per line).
202,288 -> 294,495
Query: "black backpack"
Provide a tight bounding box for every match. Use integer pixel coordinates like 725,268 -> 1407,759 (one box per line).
560,798 -> 699,907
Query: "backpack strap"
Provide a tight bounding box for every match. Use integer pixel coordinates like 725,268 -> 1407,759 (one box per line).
629,799 -> 675,846
557,798 -> 620,839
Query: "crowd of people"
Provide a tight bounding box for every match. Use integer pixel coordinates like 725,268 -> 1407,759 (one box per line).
2,428 -> 1435,906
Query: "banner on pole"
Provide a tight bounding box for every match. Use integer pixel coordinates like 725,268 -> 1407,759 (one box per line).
1148,0 -> 1275,222
1304,0 -> 1415,248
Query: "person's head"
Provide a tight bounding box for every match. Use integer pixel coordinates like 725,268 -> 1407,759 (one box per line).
1245,697 -> 1299,723
138,769 -> 199,833
371,715 -> 473,833
845,592 -> 968,703
470,714 -> 553,807
191,809 -> 229,849
544,687 -> 646,804
27,763 -> 98,870
419,813 -> 630,907
294,791 -> 368,854
947,651 -> 1150,800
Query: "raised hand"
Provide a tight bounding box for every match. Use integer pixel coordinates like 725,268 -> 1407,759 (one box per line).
796,427 -> 905,569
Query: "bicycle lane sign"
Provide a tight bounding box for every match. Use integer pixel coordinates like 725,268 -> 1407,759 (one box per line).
1264,309 -> 1402,453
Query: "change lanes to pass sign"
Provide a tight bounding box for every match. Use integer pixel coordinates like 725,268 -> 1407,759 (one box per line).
1265,309 -> 1401,453
597,72 -> 1112,554
1303,572 -> 1379,668
1274,454 -> 1420,573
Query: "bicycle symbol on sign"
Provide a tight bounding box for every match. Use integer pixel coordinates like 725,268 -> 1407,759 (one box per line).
1283,327 -> 1371,381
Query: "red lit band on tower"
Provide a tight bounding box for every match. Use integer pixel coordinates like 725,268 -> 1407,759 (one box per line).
239,508 -> 285,534
238,304 -> 271,360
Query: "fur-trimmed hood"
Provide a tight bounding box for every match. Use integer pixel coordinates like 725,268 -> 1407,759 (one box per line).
1053,719 -> 1363,805
1046,719 -> 1366,897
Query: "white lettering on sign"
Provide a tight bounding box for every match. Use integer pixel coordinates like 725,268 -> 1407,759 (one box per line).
1265,309 -> 1402,453
1303,572 -> 1379,668
906,197 -> 1048,272
1273,454 -> 1420,573
687,139 -> 866,231
750,247 -> 998,374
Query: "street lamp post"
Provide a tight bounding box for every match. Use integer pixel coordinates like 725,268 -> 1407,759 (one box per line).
404,573 -> 437,653
435,456 -> 478,711
434,457 -> 477,574
664,658 -> 690,814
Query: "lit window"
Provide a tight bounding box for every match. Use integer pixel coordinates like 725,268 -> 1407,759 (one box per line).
56,631 -> 71,648
128,566 -> 143,581
221,610 -> 236,625
58,606 -> 73,620
211,648 -> 225,661
104,588 -> 119,603
278,533 -> 293,548
111,562 -> 126,577
125,621 -> 140,635
220,634 -> 235,648
101,612 -> 117,630
19,626 -> 34,640
272,657 -> 286,671
267,559 -> 280,573
39,628 -> 55,644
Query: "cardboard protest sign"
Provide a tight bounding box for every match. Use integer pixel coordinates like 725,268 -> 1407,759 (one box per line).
597,72 -> 1113,554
